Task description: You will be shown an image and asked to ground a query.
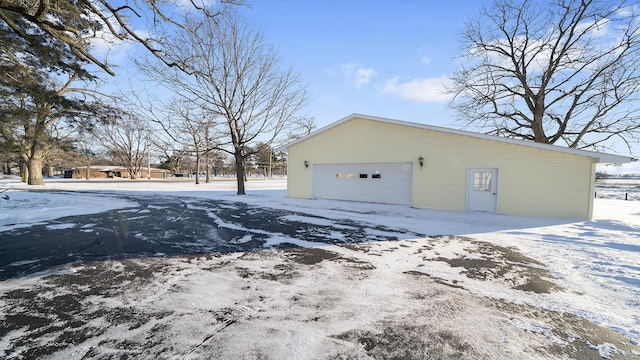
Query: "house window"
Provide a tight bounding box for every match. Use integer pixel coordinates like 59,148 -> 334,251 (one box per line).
359,174 -> 368,179
347,173 -> 356,179
336,173 -> 344,178
372,174 -> 381,179
473,171 -> 492,191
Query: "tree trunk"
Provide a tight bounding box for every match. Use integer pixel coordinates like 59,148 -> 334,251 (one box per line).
21,162 -> 28,183
234,151 -> 245,195
24,114 -> 48,185
531,107 -> 549,143
205,152 -> 211,183
127,161 -> 138,179
27,155 -> 45,185
195,153 -> 201,185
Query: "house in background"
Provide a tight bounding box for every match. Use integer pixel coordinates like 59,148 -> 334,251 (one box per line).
285,114 -> 634,219
64,166 -> 168,179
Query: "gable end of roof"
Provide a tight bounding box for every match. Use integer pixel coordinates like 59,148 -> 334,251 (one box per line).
284,113 -> 635,164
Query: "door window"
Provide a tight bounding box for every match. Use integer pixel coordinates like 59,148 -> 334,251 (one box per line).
473,171 -> 492,192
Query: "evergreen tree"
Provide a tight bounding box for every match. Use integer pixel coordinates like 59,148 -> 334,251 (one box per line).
0,12 -> 103,184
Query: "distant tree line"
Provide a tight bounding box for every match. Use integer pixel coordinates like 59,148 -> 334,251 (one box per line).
595,171 -> 640,180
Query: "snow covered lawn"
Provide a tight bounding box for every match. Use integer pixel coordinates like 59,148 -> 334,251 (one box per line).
0,178 -> 638,359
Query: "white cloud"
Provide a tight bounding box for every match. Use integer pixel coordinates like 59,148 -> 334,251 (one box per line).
341,62 -> 356,75
86,11 -> 151,66
90,30 -> 133,64
174,0 -> 216,12
382,76 -> 453,103
339,62 -> 376,89
355,68 -> 376,88
421,56 -> 432,65
597,162 -> 640,175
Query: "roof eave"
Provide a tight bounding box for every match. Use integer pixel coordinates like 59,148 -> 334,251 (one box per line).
593,153 -> 636,164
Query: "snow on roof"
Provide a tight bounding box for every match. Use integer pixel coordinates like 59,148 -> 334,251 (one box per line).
285,113 -> 635,164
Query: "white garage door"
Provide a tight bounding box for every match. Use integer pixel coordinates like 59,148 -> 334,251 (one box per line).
312,163 -> 413,205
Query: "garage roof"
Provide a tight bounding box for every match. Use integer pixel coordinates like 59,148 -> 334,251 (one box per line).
285,113 -> 635,164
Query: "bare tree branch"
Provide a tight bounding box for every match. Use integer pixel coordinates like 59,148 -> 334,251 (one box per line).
135,10 -> 309,194
448,0 -> 640,155
0,0 -> 243,75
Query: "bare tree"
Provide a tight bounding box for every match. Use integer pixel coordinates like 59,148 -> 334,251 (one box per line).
448,0 -> 640,153
76,132 -> 98,181
153,137 -> 189,176
209,151 -> 229,177
95,113 -> 151,179
137,11 -> 309,194
42,125 -> 78,178
161,99 -> 221,184
287,116 -> 317,141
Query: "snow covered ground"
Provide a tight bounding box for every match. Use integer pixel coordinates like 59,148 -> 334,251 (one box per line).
0,177 -> 638,359
596,178 -> 640,201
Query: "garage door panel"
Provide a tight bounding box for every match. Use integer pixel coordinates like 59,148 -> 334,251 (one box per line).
313,163 -> 412,205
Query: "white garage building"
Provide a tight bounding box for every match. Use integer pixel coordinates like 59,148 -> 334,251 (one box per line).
285,114 -> 633,219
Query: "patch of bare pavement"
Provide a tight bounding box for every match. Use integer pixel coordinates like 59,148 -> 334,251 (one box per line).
1,197 -> 639,359
0,241 -> 637,359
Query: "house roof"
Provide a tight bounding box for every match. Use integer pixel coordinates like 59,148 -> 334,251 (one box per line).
285,113 -> 635,164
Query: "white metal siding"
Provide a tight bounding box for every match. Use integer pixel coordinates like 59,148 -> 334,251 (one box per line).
313,163 -> 413,205
467,168 -> 498,213
287,116 -> 597,218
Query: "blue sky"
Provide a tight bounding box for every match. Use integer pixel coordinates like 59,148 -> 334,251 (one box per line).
239,1 -> 483,129
237,1 -> 640,168
97,0 -> 638,169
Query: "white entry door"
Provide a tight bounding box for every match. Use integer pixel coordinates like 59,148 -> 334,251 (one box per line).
467,168 -> 498,213
313,163 -> 413,205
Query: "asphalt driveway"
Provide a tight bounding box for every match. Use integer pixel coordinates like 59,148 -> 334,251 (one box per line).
0,192 -> 423,281
1,191 -> 638,359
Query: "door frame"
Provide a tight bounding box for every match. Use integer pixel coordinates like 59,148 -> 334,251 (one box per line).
466,167 -> 499,213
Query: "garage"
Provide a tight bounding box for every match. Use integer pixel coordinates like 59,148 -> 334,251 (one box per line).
313,162 -> 413,205
285,114 -> 633,219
